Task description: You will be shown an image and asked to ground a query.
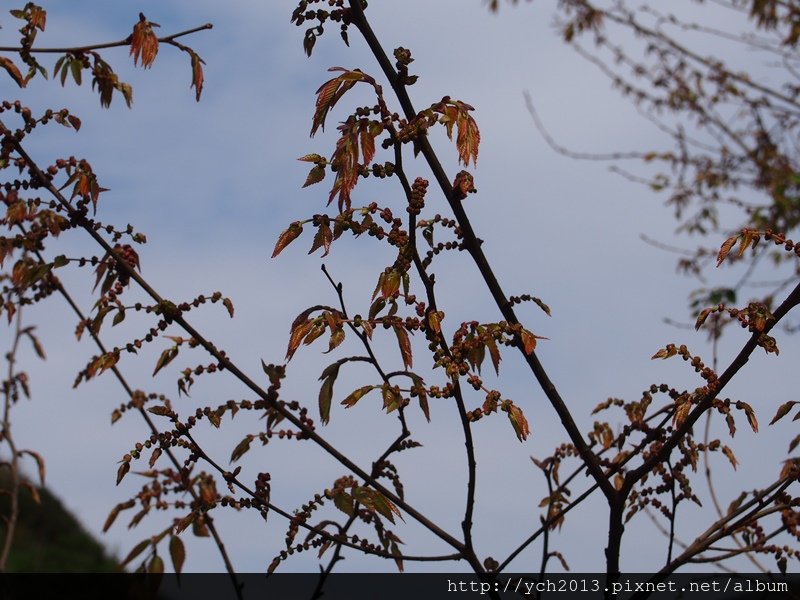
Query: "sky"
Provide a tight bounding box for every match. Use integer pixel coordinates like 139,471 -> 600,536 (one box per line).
2,0 -> 799,578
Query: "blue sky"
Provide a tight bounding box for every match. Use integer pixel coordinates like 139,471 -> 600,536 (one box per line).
3,0 -> 798,575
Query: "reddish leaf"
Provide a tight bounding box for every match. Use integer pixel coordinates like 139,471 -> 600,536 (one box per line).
328,117 -> 361,211
223,297 -> 234,318
456,107 -> 480,167
394,325 -> 413,369
722,445 -> 738,470
740,402 -> 759,433
326,326 -> 345,353
130,14 -> 160,68
505,403 -> 530,442
672,395 -> 691,429
148,447 -> 163,468
103,499 -> 135,532
286,318 -> 314,361
147,405 -> 171,417
120,538 -> 151,568
169,535 -> 186,575
0,56 -> 25,87
190,51 -> 204,101
695,307 -> 713,331
716,235 -> 737,267
303,165 -> 326,188
116,461 -> 130,486
308,223 -> 333,257
485,338 -> 501,375
311,68 -> 365,137
770,400 -> 799,425
272,222 -> 304,258
520,328 -> 546,355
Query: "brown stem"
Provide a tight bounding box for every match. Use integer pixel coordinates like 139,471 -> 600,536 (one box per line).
0,24 -> 213,54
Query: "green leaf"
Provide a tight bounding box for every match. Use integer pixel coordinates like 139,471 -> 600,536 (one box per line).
341,385 -> 375,408
318,373 -> 336,425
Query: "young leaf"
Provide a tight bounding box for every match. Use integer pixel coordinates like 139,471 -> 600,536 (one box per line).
318,372 -> 336,425
456,106 -> 480,167
332,490 -> 354,516
341,385 -> 375,408
230,435 -> 254,463
382,384 -> 403,413
174,512 -> 197,535
308,223 -> 333,257
520,328 -> 546,355
120,538 -> 151,568
169,535 -> 186,575
740,402 -> 759,433
103,499 -> 136,532
381,269 -> 401,300
286,318 -> 314,361
152,346 -> 179,377
770,400 -> 799,425
427,310 -> 443,336
272,221 -> 304,258
116,461 -> 131,486
130,14 -> 160,69
189,51 -> 204,101
505,403 -> 530,442
303,165 -> 326,188
0,57 -> 25,87
311,69 -> 366,136
716,235 -> 737,267
485,337 -> 501,375
148,447 -> 163,468
722,445 -> 738,470
394,325 -> 413,369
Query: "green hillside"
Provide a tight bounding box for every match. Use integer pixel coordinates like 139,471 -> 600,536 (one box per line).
0,472 -> 118,572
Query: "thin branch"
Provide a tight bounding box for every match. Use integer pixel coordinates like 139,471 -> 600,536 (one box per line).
0,23 -> 213,54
